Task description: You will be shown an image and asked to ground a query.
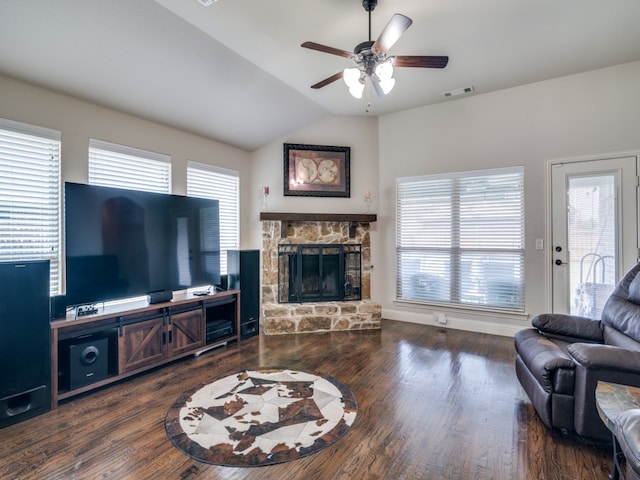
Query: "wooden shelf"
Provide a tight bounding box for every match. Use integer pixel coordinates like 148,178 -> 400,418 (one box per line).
259,212 -> 377,223
260,212 -> 376,238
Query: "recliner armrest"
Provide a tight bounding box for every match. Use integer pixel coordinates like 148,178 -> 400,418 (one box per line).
568,343 -> 640,374
514,328 -> 576,394
533,313 -> 604,343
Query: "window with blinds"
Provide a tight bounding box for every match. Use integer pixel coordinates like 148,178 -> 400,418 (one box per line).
0,118 -> 61,295
88,138 -> 171,193
396,166 -> 525,311
187,161 -> 239,275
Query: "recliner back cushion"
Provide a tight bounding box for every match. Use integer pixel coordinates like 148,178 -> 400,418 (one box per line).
602,262 -> 640,344
604,325 -> 640,352
629,273 -> 640,304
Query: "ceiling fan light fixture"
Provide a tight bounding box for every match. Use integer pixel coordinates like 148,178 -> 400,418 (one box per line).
378,76 -> 395,95
374,59 -> 395,94
344,67 -> 365,98
348,81 -> 365,99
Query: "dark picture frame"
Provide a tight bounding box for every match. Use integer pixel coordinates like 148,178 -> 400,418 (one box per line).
283,143 -> 350,197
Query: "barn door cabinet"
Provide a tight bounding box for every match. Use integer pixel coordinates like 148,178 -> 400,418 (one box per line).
117,305 -> 204,374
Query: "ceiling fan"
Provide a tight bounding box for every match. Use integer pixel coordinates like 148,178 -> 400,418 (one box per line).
301,0 -> 449,99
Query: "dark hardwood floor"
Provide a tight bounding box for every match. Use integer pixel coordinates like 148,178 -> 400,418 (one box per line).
0,320 -> 611,479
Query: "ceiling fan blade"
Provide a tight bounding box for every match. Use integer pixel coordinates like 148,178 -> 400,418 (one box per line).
301,41 -> 353,59
372,13 -> 412,54
310,71 -> 344,89
394,55 -> 449,68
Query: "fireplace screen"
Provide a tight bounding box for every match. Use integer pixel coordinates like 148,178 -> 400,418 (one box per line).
278,244 -> 361,303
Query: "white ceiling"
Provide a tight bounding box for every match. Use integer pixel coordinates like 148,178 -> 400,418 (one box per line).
1,0 -> 640,151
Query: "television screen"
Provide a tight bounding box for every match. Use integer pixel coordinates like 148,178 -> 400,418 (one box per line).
64,182 -> 220,307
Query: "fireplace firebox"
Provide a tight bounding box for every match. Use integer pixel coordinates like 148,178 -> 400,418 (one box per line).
278,244 -> 361,303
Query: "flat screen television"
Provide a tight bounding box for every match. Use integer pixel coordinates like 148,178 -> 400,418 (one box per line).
64,182 -> 220,307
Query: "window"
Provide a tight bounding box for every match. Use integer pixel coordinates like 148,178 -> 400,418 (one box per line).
0,118 -> 61,295
187,161 -> 239,275
396,166 -> 525,310
88,139 -> 171,193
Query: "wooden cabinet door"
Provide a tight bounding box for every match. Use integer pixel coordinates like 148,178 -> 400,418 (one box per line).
118,317 -> 165,374
167,309 -> 204,357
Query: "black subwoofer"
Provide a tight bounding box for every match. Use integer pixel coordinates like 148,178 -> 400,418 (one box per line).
68,336 -> 109,390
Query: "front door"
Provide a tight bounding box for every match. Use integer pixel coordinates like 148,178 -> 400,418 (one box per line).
551,156 -> 638,317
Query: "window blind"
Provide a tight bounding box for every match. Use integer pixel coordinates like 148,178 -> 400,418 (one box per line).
396,166 -> 525,310
0,118 -> 61,295
88,138 -> 171,193
187,161 -> 239,275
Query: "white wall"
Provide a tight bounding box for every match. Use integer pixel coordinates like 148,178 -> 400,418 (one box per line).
247,115 -> 381,297
378,61 -> 640,336
0,74 -> 251,194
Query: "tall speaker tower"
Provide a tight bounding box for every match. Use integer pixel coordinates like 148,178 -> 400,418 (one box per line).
0,260 -> 51,428
227,250 -> 260,339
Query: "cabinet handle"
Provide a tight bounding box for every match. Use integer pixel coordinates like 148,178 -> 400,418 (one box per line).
168,331 -> 172,344
162,332 -> 166,345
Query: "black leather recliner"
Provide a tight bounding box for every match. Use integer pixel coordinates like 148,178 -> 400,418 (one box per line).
515,262 -> 640,440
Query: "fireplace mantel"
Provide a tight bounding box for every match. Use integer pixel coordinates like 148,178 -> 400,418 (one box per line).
259,212 -> 377,223
260,212 -> 376,238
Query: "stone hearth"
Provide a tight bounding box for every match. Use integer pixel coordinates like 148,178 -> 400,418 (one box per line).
261,214 -> 381,335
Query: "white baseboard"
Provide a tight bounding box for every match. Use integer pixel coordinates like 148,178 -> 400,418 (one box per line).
382,308 -> 529,337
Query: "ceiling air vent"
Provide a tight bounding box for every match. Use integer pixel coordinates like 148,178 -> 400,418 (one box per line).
197,0 -> 217,6
442,86 -> 474,98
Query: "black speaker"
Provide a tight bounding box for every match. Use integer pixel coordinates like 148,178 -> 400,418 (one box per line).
148,290 -> 173,304
0,260 -> 51,428
227,250 -> 260,339
50,294 -> 67,320
67,336 -> 109,390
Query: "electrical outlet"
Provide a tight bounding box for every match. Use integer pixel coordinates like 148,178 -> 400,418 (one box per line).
435,312 -> 447,324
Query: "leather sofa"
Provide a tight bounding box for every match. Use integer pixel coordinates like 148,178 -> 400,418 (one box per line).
515,262 -> 640,440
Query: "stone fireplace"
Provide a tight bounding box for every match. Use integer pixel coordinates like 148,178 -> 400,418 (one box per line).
260,213 -> 381,335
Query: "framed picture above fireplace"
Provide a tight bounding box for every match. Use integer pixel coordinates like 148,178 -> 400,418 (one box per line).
283,143 -> 350,197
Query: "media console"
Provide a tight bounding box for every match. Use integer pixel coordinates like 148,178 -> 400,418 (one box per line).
50,289 -> 241,409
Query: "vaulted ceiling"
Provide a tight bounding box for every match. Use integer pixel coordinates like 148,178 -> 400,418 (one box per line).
1,0 -> 640,151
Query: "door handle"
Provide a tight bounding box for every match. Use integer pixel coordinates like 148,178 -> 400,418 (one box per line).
555,259 -> 567,266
